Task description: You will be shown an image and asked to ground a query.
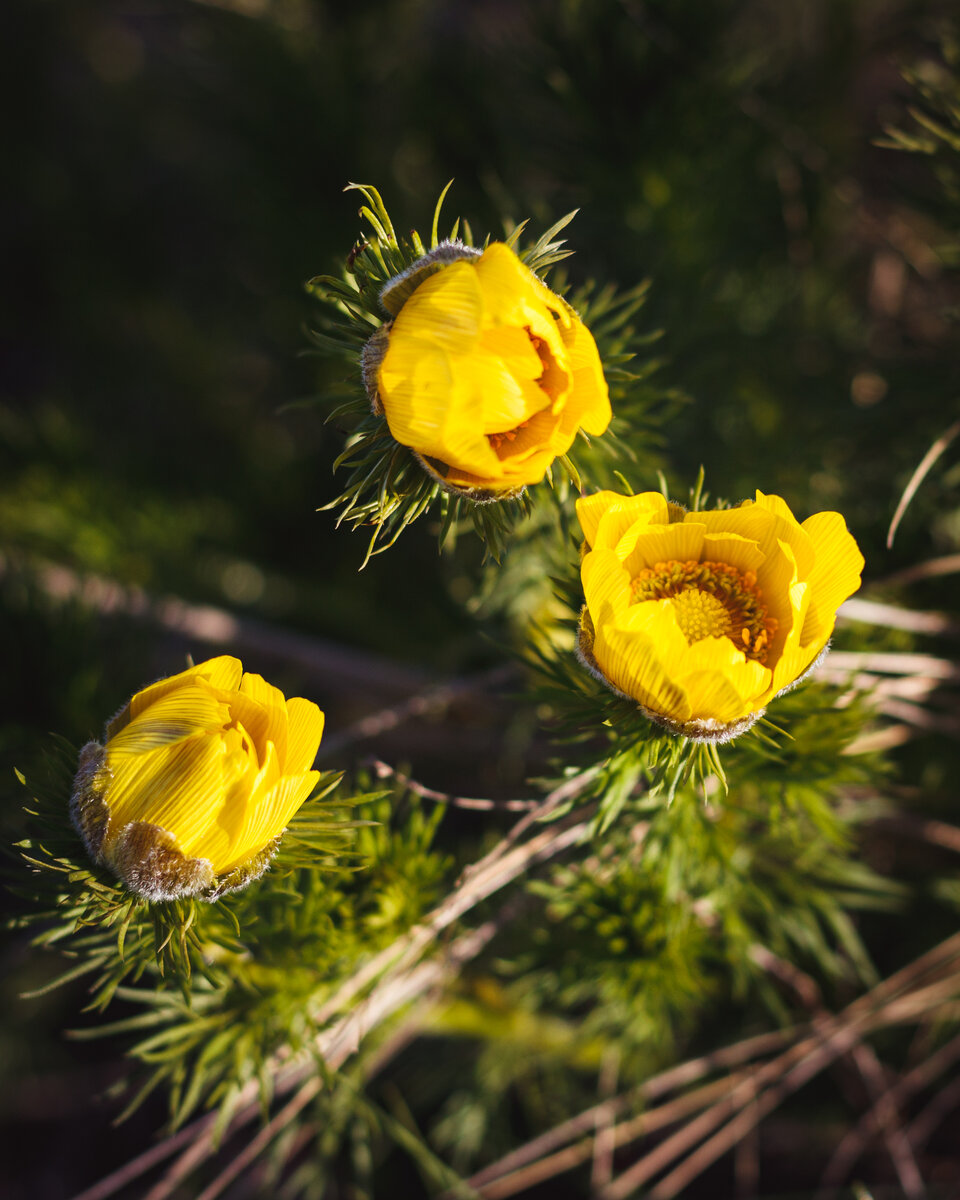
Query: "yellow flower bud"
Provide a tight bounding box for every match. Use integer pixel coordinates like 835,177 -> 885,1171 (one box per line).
367,241 -> 612,499
71,657 -> 325,900
576,490 -> 865,741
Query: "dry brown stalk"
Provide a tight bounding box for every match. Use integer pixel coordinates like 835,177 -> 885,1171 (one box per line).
818,1031 -> 960,1195
192,1076 -> 324,1200
882,553 -> 960,586
887,417 -> 960,549
908,1072 -> 960,1150
473,1074 -> 752,1200
366,758 -> 541,811
464,1029 -> 796,1193
871,814 -> 960,855
751,945 -> 924,1197
838,596 -> 959,637
845,1042 -> 924,1199
317,663 -> 519,759
827,651 -> 959,677
600,935 -> 960,1200
590,1048 -> 620,1192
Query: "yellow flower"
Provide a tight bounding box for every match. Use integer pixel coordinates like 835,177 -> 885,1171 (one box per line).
369,241 -> 611,497
576,490 -> 864,741
71,656 -> 325,900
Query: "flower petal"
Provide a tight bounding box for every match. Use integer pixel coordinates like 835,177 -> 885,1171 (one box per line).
555,314 -> 611,436
231,672 -> 289,765
576,491 -> 667,551
285,697 -> 325,773
800,511 -> 865,644
678,637 -> 769,722
593,599 -> 691,723
695,500 -> 816,579
623,520 -> 706,576
582,547 -> 634,623
214,771 -> 319,875
105,729 -> 225,853
107,656 -> 243,739
108,685 -> 230,754
701,532 -> 764,574
473,243 -> 568,362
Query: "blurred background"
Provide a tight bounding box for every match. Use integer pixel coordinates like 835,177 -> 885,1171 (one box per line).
3,0 -> 959,1195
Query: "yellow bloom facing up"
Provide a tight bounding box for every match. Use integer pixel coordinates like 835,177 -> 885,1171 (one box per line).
576,490 -> 864,741
366,241 -> 611,498
71,657 -> 325,900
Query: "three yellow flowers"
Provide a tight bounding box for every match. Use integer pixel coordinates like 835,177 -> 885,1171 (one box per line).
72,226 -> 866,899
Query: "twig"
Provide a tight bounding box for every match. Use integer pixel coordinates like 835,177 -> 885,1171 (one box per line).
464,1029 -> 795,1193
70,1126 -> 205,1200
590,1048 -> 620,1193
825,651 -> 960,679
365,759 -> 540,812
908,1072 -> 960,1150
838,597 -> 959,638
871,814 -> 960,855
845,1043 -> 923,1200
193,1077 -> 324,1200
877,698 -> 960,735
843,724 -> 916,755
0,553 -> 432,700
887,417 -> 960,548
473,1073 -> 753,1200
317,664 -> 519,759
881,553 -> 960,587
819,1031 -> 960,1193
599,934 -> 960,1200
752,947 -> 923,1199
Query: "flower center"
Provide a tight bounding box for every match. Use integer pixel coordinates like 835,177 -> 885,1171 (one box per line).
488,420 -> 529,452
630,559 -> 777,663
486,327 -> 566,455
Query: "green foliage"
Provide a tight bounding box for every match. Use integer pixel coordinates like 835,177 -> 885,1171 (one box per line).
879,31 -> 960,243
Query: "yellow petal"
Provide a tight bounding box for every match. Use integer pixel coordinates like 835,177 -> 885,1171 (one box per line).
231,672 -> 289,765
107,656 -> 243,739
104,729 -> 225,853
694,502 -> 816,579
389,260 -> 483,354
767,632 -> 822,701
285,697 -> 325,773
214,771 -> 319,875
678,637 -> 769,722
622,520 -> 706,577
108,685 -> 231,754
751,538 -> 801,658
582,548 -> 634,623
555,315 -> 611,436
701,532 -> 764,575
754,491 -> 802,527
474,243 -> 568,362
576,491 -> 667,551
593,600 -> 691,723
800,511 -> 865,643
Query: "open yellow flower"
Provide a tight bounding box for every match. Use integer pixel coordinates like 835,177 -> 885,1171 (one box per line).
368,241 -> 611,497
577,490 -> 864,741
71,656 -> 325,900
